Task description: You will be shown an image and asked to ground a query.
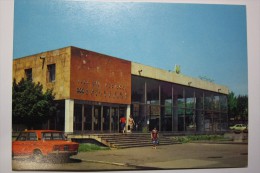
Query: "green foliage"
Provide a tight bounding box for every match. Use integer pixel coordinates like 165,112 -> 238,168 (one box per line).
78,143 -> 109,152
227,91 -> 248,122
187,135 -> 223,141
175,135 -> 225,143
176,136 -> 190,143
142,126 -> 148,133
237,95 -> 248,120
228,91 -> 237,119
12,78 -> 57,129
175,65 -> 181,74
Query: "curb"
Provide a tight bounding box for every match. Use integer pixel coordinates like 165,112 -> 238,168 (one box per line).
190,141 -> 248,145
79,158 -> 162,170
79,158 -> 127,167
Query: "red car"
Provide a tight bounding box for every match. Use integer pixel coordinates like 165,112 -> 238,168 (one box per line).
12,130 -> 79,162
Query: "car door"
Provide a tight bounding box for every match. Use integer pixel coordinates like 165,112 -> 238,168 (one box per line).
13,132 -> 38,156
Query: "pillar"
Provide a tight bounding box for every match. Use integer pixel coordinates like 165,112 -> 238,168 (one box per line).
126,104 -> 131,133
65,99 -> 74,133
173,96 -> 178,131
196,97 -> 204,132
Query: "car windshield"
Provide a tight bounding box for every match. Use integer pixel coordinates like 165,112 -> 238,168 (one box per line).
42,132 -> 66,140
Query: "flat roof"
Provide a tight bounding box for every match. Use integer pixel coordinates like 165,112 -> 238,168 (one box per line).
131,62 -> 229,94
13,46 -> 229,95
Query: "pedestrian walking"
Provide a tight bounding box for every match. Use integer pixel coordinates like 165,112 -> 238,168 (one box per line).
151,127 -> 159,149
120,116 -> 126,133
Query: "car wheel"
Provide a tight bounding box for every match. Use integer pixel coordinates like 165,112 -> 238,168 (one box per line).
54,156 -> 70,163
33,150 -> 43,162
61,156 -> 70,163
234,130 -> 241,134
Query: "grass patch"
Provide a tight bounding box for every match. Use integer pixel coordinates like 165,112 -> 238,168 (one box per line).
78,143 -> 110,152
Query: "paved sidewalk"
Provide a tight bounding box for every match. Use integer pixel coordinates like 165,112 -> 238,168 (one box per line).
73,143 -> 248,170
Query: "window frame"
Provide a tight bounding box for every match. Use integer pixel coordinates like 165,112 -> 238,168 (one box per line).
24,68 -> 32,81
47,64 -> 56,82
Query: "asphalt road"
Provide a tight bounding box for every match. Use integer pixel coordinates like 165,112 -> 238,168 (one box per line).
12,143 -> 248,171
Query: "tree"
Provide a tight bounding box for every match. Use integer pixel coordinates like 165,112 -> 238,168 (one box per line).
12,78 -> 57,129
227,91 -> 237,121
237,95 -> 248,122
227,91 -> 248,124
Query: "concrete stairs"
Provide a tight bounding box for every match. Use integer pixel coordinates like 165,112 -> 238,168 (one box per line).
94,133 -> 176,149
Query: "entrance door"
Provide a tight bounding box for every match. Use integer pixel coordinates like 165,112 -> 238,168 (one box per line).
103,106 -> 110,132
111,107 -> 119,132
149,116 -> 160,131
74,104 -> 83,131
84,105 -> 92,131
93,106 -> 101,131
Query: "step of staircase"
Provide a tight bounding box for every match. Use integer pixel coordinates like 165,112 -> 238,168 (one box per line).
95,133 -> 176,149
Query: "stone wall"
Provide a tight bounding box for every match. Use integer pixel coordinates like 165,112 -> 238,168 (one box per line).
13,47 -> 71,100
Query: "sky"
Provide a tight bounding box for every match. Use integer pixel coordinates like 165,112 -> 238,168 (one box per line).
13,0 -> 248,96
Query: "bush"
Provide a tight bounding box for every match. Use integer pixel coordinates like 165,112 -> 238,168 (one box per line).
176,136 -> 190,143
175,135 -> 225,143
78,143 -> 109,152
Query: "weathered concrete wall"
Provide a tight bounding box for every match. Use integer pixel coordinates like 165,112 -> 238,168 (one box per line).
13,47 -> 71,100
131,62 -> 229,94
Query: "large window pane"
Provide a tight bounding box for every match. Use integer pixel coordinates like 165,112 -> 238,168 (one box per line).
195,89 -> 204,110
204,112 -> 221,132
74,104 -> 82,131
204,91 -> 214,110
194,89 -> 204,132
204,112 -> 212,131
131,104 -> 148,132
186,109 -> 196,131
178,108 -> 185,131
220,113 -> 228,131
213,95 -> 220,111
220,94 -> 228,111
147,105 -> 160,131
173,84 -> 184,108
84,105 -> 92,131
161,82 -> 172,106
146,79 -> 159,104
185,87 -> 195,109
161,106 -> 172,131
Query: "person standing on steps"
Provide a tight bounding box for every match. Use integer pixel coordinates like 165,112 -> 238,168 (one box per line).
120,116 -> 126,134
128,115 -> 135,133
151,127 -> 159,149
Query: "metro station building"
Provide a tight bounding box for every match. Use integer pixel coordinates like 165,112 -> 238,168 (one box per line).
13,46 -> 229,133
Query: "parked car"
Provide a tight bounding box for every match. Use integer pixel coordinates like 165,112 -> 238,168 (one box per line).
229,124 -> 247,133
243,125 -> 248,133
12,130 -> 79,162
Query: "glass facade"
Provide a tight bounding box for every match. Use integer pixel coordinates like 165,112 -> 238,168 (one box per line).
49,75 -> 228,134
72,101 -> 126,133
131,75 -> 228,133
